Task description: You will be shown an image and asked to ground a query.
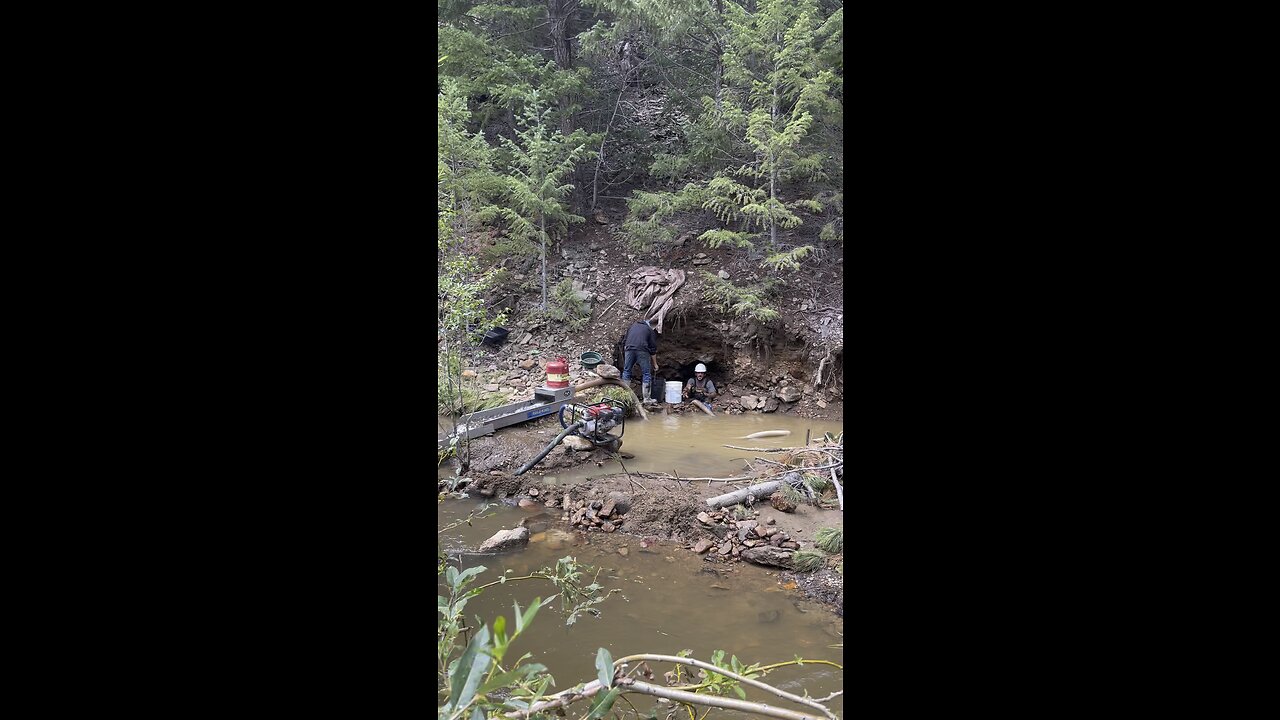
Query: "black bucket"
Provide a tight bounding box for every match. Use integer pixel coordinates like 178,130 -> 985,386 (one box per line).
482,326 -> 509,347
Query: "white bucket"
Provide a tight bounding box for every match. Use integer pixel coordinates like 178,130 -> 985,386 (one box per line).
665,381 -> 682,404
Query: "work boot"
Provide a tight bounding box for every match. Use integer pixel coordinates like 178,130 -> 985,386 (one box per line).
641,381 -> 653,404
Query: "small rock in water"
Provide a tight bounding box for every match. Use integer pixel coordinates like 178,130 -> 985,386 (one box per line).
477,527 -> 530,553
617,547 -> 629,556
692,539 -> 714,554
602,521 -> 616,532
518,498 -> 540,510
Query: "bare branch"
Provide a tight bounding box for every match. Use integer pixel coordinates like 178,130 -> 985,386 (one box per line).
612,654 -> 838,720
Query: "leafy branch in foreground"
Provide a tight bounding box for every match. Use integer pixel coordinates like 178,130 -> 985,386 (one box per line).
438,562 -> 841,720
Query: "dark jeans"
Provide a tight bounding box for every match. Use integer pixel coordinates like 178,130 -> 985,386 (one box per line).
621,349 -> 652,385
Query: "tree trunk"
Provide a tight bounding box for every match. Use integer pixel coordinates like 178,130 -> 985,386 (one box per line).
540,214 -> 548,310
714,0 -> 724,111
547,0 -> 579,209
770,31 -> 779,248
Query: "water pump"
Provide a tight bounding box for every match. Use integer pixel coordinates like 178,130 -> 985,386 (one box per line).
514,400 -> 627,476
558,401 -> 627,445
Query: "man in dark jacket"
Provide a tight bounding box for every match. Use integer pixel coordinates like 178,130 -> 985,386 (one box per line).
621,316 -> 660,404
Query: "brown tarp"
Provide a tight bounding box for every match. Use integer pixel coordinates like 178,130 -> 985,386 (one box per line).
624,266 -> 686,334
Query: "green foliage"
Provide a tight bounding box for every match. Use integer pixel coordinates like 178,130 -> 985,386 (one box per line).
761,245 -> 815,272
699,271 -> 780,324
792,549 -> 826,573
545,278 -> 592,330
589,386 -> 638,416
732,503 -> 750,520
777,482 -> 804,506
802,473 -> 829,493
437,554 -> 621,719
698,228 -> 757,249
702,176 -> 765,225
617,183 -> 707,253
814,526 -> 843,554
649,152 -> 693,183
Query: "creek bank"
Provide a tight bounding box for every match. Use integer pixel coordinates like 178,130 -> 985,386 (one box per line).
442,433 -> 844,614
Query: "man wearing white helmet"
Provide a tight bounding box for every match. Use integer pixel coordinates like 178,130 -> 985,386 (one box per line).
682,363 -> 718,405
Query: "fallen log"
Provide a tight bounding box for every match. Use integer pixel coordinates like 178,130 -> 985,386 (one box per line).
705,472 -> 800,508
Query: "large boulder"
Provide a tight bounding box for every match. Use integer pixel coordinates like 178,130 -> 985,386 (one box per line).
606,491 -> 632,514
562,435 -> 595,451
741,545 -> 795,569
595,364 -> 620,379
739,395 -> 760,410
477,526 -> 530,553
776,386 -> 801,403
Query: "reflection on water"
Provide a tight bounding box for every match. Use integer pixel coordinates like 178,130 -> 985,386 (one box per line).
440,412 -> 842,482
440,501 -> 843,720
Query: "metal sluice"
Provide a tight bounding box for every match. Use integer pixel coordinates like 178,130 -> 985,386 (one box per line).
437,385 -> 576,450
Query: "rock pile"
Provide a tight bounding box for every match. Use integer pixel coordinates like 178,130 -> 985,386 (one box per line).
690,509 -> 800,564
563,492 -> 631,533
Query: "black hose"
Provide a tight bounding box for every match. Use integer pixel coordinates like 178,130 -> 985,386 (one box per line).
514,421 -> 584,476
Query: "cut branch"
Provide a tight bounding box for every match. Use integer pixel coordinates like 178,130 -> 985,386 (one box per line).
611,654 -> 837,720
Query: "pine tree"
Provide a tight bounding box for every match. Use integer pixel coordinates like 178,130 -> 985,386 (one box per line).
722,0 -> 829,250
498,94 -> 591,310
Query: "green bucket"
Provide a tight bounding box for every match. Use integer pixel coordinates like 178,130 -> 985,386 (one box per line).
581,351 -> 603,371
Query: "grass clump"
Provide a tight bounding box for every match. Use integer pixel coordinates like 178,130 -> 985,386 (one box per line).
792,549 -> 826,573
732,503 -> 750,520
814,526 -> 843,554
802,473 -> 829,493
589,386 -> 638,416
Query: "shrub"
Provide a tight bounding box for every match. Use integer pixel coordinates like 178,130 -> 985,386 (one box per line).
546,278 -> 591,330
792,549 -> 826,572
814,526 -> 843,554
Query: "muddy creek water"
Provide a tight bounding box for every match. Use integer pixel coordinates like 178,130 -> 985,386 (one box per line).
439,501 -> 844,718
439,411 -> 843,482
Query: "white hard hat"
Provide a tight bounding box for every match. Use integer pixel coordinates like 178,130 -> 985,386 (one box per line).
695,363 -> 707,372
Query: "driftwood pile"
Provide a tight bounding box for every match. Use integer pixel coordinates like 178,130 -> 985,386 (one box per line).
703,439 -> 845,510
